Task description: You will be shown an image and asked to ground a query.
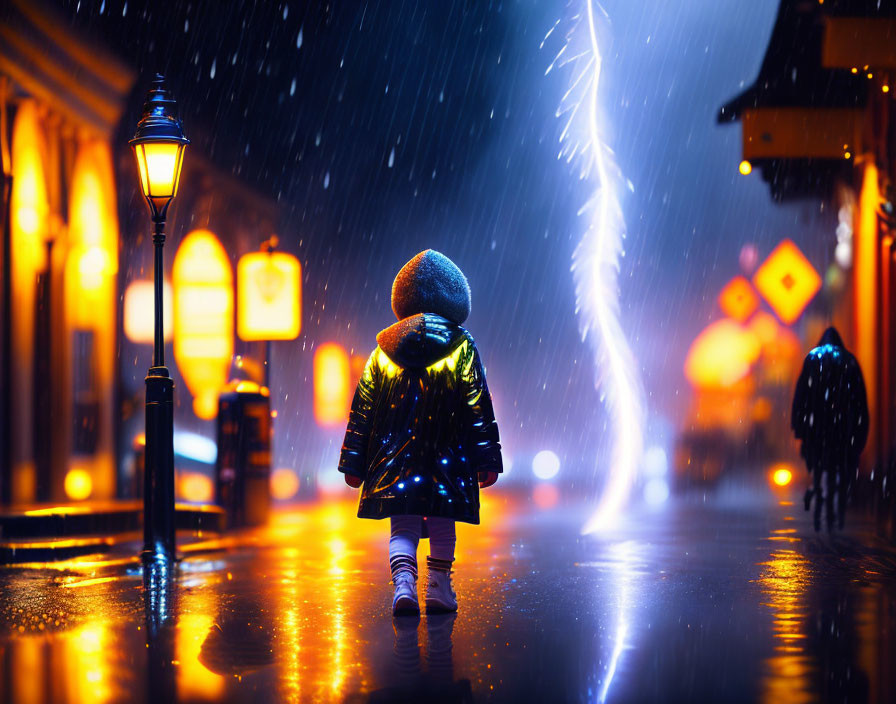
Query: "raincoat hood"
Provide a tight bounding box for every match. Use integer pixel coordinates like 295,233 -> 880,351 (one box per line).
818,326 -> 845,348
391,250 -> 471,325
376,313 -> 466,368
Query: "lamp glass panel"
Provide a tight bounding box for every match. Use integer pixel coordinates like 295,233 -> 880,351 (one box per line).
135,141 -> 182,198
134,143 -> 150,197
173,143 -> 186,197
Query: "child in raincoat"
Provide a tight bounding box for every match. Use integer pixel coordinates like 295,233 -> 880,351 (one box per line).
339,250 -> 502,615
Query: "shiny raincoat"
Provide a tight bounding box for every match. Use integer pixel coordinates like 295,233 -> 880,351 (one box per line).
338,312 -> 502,524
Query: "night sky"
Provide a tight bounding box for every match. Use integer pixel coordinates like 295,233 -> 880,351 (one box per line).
51,0 -> 833,486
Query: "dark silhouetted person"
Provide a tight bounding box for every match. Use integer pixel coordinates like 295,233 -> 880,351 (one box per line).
791,327 -> 868,530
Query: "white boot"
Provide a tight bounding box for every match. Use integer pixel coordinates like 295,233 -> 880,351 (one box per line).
392,571 -> 419,615
425,568 -> 457,613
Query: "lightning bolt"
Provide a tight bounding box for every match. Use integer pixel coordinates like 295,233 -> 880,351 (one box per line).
545,1 -> 645,534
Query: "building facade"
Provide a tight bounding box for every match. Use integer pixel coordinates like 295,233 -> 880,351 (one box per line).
1,0 -> 281,506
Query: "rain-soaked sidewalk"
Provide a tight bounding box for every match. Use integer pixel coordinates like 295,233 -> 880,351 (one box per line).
1,489 -> 895,703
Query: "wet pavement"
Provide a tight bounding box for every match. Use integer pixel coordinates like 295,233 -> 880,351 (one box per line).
1,487 -> 896,703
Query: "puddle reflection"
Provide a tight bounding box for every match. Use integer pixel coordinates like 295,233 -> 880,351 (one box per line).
757,540 -> 814,704
1,497 -> 895,702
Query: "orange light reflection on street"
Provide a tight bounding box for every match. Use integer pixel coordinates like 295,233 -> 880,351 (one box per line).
176,613 -> 225,700
758,541 -> 813,704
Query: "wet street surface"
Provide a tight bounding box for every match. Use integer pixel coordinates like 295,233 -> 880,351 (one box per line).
1,488 -> 896,703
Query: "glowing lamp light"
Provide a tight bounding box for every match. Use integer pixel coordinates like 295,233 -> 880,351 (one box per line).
718,276 -> 759,322
237,249 -> 301,341
752,239 -> 821,325
739,160 -> 752,175
64,469 -> 93,501
313,343 -> 351,427
124,280 -> 173,343
684,318 -> 761,390
130,75 -> 189,222
173,229 -> 234,419
770,463 -> 794,488
532,450 -> 560,480
271,468 -> 300,500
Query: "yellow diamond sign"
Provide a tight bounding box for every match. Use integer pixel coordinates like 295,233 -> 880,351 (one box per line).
718,276 -> 759,322
752,239 -> 821,325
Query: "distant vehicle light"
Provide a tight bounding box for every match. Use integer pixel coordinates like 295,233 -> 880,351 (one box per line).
770,464 -> 794,487
532,450 -> 560,480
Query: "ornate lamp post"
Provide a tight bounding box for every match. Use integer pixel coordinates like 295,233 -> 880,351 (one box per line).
130,75 -> 189,561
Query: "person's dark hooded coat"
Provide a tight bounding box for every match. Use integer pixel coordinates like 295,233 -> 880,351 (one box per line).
338,250 -> 502,524
791,327 -> 868,475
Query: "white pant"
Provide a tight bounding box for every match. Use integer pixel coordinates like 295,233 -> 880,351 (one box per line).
390,515 -> 456,564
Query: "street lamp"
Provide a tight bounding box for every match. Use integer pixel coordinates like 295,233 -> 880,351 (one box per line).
130,74 -> 189,562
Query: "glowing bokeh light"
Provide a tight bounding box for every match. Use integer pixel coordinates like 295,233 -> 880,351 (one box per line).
271,468 -> 301,500
313,343 -> 351,427
684,318 -> 761,390
532,482 -> 560,510
643,478 -> 670,505
718,276 -> 759,322
752,239 -> 821,325
64,469 -> 93,501
642,446 -> 668,478
177,472 -> 214,503
123,280 -> 173,343
532,450 -> 561,480
237,250 -> 302,341
173,229 -> 234,419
